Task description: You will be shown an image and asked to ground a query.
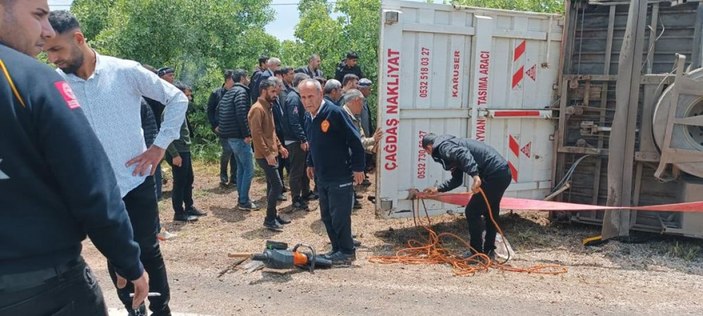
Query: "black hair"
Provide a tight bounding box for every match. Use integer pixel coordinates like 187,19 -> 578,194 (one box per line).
422,133 -> 438,148
232,69 -> 247,83
346,51 -> 359,60
342,73 -> 359,87
224,69 -> 234,81
259,77 -> 278,93
173,81 -> 191,92
258,55 -> 269,66
48,10 -> 80,35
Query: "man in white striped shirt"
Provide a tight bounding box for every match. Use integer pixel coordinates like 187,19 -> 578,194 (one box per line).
44,10 -> 186,316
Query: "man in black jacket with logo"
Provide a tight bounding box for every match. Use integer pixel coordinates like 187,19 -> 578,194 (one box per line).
218,69 -> 258,210
302,79 -> 365,265
0,0 -> 148,313
421,133 -> 512,258
282,73 -> 313,210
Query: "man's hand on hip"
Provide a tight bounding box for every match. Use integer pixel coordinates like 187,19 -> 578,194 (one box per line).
126,145 -> 165,176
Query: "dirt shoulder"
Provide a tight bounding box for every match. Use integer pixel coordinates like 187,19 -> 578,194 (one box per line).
83,162 -> 703,315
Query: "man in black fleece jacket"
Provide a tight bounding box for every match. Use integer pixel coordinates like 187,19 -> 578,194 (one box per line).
301,79 -> 365,265
0,0 -> 147,313
420,133 -> 512,258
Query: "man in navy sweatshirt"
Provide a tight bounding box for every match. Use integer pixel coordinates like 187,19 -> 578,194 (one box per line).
301,79 -> 365,265
0,0 -> 148,313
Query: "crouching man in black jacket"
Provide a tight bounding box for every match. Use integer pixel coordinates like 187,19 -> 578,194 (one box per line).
0,0 -> 148,314
421,133 -> 512,258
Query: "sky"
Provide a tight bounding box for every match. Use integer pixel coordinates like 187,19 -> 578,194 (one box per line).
49,0 -> 438,42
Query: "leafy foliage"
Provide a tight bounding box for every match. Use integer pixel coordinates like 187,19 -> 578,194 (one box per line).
450,0 -> 564,13
70,0 -> 280,161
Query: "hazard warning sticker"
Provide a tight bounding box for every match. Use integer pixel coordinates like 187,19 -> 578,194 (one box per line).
54,81 -> 80,110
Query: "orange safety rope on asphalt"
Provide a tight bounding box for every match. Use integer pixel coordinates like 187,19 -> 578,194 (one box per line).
369,189 -> 568,277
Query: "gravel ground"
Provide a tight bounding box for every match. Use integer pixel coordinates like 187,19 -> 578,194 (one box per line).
83,162 -> 703,315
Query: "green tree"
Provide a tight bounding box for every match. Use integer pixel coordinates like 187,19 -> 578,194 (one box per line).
450,0 -> 564,13
69,0 -> 279,161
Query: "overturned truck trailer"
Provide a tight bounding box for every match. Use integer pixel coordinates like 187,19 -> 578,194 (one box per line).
556,0 -> 703,238
375,0 -> 703,238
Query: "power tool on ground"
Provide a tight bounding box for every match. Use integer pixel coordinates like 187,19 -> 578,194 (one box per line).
251,240 -> 332,272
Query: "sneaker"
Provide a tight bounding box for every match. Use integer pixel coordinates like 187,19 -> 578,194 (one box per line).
275,215 -> 291,225
353,199 -> 362,210
277,193 -> 287,201
219,181 -> 228,188
326,251 -> 356,265
186,207 -> 207,217
303,191 -> 319,201
157,230 -> 177,241
292,198 -> 310,211
263,220 -> 284,232
173,213 -> 198,222
238,202 -> 259,210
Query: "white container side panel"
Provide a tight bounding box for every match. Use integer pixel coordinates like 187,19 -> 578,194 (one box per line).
377,0 -> 562,218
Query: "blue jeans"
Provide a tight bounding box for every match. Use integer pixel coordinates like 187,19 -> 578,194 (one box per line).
219,137 -> 236,184
227,138 -> 254,205
318,178 -> 355,254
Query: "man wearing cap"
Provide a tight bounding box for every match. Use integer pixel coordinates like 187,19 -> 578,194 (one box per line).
358,78 -> 375,177
420,133 -> 512,259
335,51 -> 364,83
0,1 -> 148,314
45,10 -> 187,315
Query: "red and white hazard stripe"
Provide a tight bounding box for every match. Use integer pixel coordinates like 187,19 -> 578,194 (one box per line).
512,40 -> 526,89
507,135 -> 520,182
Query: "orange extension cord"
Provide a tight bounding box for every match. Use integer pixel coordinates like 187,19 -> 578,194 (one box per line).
369,189 -> 568,276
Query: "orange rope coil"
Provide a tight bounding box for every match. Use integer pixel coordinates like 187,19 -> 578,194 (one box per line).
369,189 -> 568,276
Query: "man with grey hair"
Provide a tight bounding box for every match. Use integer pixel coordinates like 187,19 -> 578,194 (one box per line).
301,79 -> 365,265
323,79 -> 343,106
251,57 -> 281,103
296,53 -> 323,78
358,78 -> 376,179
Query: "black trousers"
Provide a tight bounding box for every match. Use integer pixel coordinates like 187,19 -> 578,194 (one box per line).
170,151 -> 194,215
465,168 -> 512,253
219,137 -> 236,184
256,158 -> 283,223
0,258 -> 107,315
286,141 -> 310,199
318,178 -> 355,254
108,177 -> 171,315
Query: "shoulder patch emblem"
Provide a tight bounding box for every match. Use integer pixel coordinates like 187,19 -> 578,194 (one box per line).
54,81 -> 80,110
321,119 -> 330,133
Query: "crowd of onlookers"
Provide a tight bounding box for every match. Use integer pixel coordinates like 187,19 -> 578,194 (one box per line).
146,52 -> 380,237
